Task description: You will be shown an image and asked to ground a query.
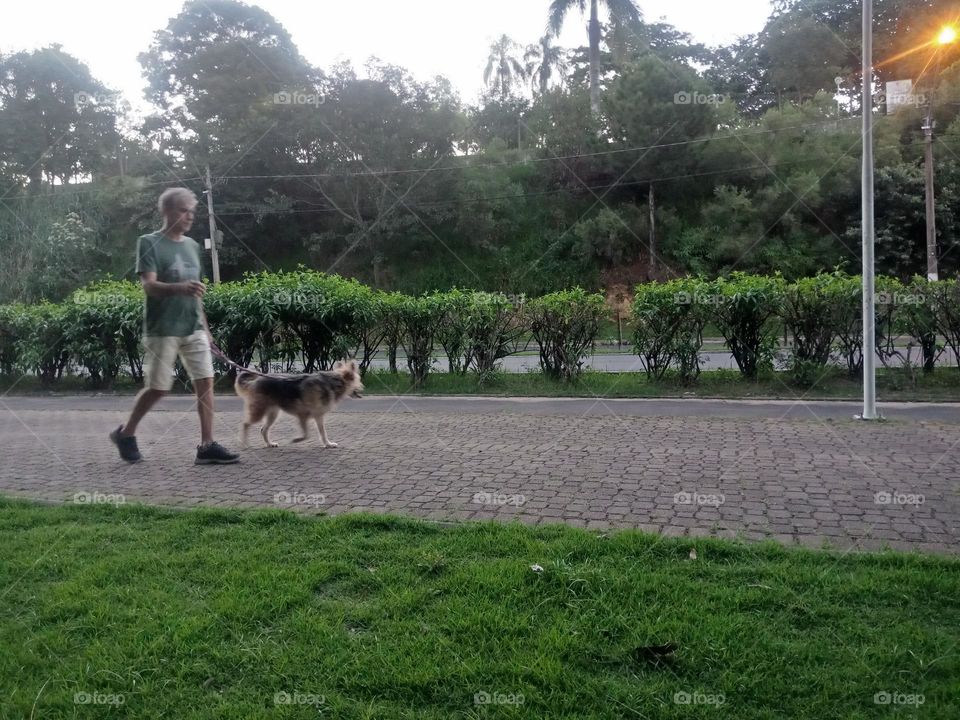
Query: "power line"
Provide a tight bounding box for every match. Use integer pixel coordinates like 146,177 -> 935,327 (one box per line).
214,149 -> 905,217
211,118 -> 864,182
0,176 -> 205,203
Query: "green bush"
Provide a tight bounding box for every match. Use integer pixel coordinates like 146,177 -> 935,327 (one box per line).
708,273 -> 785,380
782,272 -> 846,386
398,294 -> 444,387
465,291 -> 528,375
64,280 -> 143,387
898,277 -> 939,374
828,273 -> 863,376
205,280 -> 267,374
378,292 -> 406,374
14,302 -> 71,385
346,287 -> 393,376
435,289 -> 474,375
632,278 -> 707,383
928,279 -> 960,371
529,288 -> 606,382
0,304 -> 22,375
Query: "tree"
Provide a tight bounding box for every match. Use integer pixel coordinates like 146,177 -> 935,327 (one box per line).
547,0 -> 642,115
483,35 -> 528,101
0,45 -> 119,193
306,61 -> 462,288
138,0 -> 315,165
525,36 -> 569,96
604,56 -> 719,273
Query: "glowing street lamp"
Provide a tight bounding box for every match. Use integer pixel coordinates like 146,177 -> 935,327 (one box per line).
937,26 -> 957,46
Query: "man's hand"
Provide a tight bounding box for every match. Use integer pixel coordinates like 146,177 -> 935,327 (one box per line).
182,280 -> 206,298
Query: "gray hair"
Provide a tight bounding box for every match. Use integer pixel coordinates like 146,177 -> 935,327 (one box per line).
158,187 -> 198,216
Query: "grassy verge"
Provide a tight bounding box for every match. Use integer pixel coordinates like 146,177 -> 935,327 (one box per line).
3,367 -> 959,402
1,500 -> 957,719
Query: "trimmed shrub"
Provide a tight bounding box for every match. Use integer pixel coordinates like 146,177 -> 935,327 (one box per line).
708,273 -> 785,379
632,277 -> 707,383
64,280 -> 143,387
529,288 -> 606,381
14,302 -> 71,385
398,294 -> 444,387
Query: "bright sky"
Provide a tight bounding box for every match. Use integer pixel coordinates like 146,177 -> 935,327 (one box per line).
2,0 -> 773,114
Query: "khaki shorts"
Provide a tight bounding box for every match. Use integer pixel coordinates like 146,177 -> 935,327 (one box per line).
143,330 -> 214,391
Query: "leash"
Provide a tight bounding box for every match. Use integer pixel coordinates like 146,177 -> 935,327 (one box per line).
209,341 -> 272,378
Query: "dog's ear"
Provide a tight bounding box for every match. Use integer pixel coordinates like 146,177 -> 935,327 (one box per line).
350,359 -> 359,372
333,360 -> 344,370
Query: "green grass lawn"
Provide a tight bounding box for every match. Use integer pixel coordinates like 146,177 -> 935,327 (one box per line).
361,368 -> 960,402
3,366 -> 960,402
1,500 -> 957,719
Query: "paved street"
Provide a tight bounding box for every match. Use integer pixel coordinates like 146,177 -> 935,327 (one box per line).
1,395 -> 957,553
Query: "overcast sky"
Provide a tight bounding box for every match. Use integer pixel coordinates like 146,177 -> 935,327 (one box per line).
2,0 -> 773,112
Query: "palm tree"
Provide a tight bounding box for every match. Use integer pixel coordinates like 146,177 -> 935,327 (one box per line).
524,35 -> 569,95
483,35 -> 528,101
548,0 -> 642,115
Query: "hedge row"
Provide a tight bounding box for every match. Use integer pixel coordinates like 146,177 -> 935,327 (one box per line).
2,270 -> 957,390
632,271 -> 960,386
0,272 -> 606,388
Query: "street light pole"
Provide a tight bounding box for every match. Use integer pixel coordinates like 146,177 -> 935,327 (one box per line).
204,164 -> 222,285
861,0 -> 878,420
923,109 -> 938,281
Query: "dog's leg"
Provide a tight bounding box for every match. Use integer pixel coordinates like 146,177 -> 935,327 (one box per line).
260,408 -> 280,448
291,414 -> 309,443
315,414 -> 338,448
240,403 -> 265,449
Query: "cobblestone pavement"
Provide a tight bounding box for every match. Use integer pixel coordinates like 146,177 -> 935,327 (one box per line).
1,396 -> 957,553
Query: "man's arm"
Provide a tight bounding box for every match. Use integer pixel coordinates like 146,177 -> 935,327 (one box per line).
200,304 -> 214,345
139,272 -> 205,299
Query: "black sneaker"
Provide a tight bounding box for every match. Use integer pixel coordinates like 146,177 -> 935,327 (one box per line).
195,441 -> 240,465
109,425 -> 142,463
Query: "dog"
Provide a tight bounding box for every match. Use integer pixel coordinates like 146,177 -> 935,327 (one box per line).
235,360 -> 363,449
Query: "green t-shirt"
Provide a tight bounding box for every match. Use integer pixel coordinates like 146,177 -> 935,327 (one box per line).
135,232 -> 204,337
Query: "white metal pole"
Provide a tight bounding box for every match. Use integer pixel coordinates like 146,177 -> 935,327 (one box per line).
204,164 -> 221,285
861,0 -> 877,420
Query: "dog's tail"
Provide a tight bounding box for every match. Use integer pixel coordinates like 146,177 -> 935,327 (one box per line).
234,370 -> 258,396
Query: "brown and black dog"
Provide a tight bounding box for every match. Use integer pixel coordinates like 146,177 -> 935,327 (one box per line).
235,360 -> 363,448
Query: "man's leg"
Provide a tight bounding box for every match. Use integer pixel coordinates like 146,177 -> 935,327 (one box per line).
120,388 -> 167,437
181,331 -> 238,464
110,336 -> 175,462
194,377 -> 215,445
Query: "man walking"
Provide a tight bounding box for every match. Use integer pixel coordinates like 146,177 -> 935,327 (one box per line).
110,187 -> 240,465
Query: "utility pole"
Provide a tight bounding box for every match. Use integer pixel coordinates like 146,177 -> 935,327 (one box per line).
923,109 -> 938,281
648,183 -> 656,276
204,164 -> 221,285
860,0 -> 878,421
